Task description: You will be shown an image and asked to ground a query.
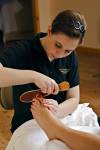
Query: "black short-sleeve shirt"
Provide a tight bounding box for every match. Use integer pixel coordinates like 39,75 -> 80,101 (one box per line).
0,33 -> 80,132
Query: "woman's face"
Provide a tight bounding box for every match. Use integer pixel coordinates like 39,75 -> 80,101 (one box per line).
45,32 -> 80,61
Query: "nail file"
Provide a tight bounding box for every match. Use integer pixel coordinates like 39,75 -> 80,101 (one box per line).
20,81 -> 70,103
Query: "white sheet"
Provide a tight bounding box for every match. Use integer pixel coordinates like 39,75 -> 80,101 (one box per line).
6,103 -> 100,150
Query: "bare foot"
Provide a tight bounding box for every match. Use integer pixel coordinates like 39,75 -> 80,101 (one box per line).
31,99 -> 59,140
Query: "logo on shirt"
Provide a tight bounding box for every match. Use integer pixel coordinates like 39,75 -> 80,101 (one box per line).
59,68 -> 71,75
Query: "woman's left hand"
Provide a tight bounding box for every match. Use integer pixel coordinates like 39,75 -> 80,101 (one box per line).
42,99 -> 59,114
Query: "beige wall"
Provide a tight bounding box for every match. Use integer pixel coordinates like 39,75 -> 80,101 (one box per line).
38,0 -> 51,32
38,0 -> 100,49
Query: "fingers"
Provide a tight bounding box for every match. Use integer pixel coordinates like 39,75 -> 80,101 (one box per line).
34,72 -> 59,95
43,103 -> 57,112
31,99 -> 56,113
42,99 -> 59,113
31,97 -> 59,115
41,79 -> 59,95
53,82 -> 59,95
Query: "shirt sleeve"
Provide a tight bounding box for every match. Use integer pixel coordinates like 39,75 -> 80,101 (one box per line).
0,40 -> 32,69
67,51 -> 80,88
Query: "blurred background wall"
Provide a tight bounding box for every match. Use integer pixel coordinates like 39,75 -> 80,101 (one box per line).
37,0 -> 100,50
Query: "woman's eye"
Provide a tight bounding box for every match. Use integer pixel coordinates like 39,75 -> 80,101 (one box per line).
55,43 -> 62,48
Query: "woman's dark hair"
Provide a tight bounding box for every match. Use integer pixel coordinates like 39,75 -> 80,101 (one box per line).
51,10 -> 87,44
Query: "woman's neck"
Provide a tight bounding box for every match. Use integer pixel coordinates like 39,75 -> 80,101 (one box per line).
40,37 -> 53,62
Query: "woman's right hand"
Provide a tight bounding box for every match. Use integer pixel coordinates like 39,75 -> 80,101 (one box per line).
33,71 -> 59,95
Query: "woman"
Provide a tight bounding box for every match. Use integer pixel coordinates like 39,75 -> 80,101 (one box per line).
0,10 -> 86,133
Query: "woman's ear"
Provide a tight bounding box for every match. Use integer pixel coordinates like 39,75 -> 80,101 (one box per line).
47,25 -> 52,36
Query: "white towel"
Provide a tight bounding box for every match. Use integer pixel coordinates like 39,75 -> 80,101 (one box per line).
61,103 -> 99,127
6,103 -> 100,150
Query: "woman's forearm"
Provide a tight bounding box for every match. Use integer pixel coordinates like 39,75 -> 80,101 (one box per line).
0,67 -> 36,87
0,66 -> 59,95
56,97 -> 79,118
56,86 -> 80,118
